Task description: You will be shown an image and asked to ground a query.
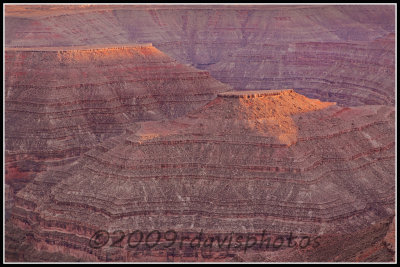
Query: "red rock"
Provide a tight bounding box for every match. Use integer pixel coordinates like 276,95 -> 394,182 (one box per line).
6,90 -> 395,262
5,5 -> 395,106
5,44 -> 230,193
4,4 -> 395,263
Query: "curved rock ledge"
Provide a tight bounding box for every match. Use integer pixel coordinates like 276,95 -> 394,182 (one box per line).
5,44 -> 230,192
5,5 -> 395,106
7,90 -> 395,262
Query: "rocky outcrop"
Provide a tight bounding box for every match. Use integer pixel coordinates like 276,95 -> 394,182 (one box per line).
5,44 -> 230,192
5,5 -> 395,106
7,90 -> 395,262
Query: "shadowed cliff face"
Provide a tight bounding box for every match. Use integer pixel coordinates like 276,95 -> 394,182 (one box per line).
5,44 -> 230,193
5,5 -> 395,106
6,90 -> 394,262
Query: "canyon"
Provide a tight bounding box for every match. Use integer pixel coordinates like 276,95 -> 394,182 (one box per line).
5,5 -> 395,106
4,4 -> 396,263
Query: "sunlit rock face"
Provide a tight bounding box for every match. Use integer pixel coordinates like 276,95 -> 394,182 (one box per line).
4,4 -> 395,263
5,5 -> 395,106
7,90 -> 395,262
5,44 -> 230,192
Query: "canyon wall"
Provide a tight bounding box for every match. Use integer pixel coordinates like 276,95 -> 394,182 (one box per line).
5,44 -> 230,192
6,90 -> 395,262
4,5 -> 396,262
5,5 -> 395,106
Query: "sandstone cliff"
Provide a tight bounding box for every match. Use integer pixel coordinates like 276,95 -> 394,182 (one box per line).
5,5 -> 395,106
6,90 -> 395,262
5,44 -> 230,192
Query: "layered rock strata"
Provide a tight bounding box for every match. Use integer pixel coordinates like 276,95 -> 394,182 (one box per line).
5,5 -> 395,106
5,44 -> 230,192
209,35 -> 395,106
232,216 -> 395,262
7,89 -> 395,262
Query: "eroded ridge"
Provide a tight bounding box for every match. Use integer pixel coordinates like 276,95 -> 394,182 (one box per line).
218,89 -> 294,98
5,43 -> 230,193
5,5 -> 395,106
5,43 -> 154,51
6,90 -> 395,262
